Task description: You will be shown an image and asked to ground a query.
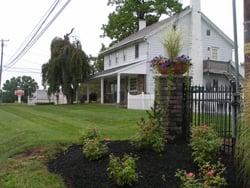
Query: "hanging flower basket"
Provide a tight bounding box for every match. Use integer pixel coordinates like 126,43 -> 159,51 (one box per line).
150,55 -> 191,75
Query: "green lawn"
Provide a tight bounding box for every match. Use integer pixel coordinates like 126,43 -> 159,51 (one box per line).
0,103 -> 147,188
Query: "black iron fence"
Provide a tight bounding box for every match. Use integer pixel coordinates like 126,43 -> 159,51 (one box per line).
190,84 -> 240,154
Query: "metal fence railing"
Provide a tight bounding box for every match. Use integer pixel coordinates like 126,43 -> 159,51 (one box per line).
190,85 -> 239,154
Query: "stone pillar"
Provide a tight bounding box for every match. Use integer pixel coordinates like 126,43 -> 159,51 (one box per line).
156,75 -> 192,140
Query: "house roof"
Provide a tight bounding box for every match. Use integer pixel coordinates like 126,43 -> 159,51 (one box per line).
90,60 -> 146,79
101,7 -> 234,55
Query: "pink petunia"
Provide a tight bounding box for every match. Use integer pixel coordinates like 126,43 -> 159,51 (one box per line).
187,172 -> 194,177
208,169 -> 215,175
105,137 -> 111,142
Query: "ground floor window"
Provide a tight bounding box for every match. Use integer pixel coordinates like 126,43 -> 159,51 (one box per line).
129,78 -> 137,91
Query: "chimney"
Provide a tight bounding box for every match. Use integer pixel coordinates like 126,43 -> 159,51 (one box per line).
189,0 -> 203,85
139,19 -> 146,30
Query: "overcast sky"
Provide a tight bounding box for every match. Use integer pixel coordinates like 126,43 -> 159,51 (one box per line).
0,0 -> 244,88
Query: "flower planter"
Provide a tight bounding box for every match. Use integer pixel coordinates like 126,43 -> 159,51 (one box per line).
157,61 -> 189,75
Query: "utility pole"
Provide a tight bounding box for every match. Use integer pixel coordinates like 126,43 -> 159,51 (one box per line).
244,0 -> 250,78
0,39 -> 9,90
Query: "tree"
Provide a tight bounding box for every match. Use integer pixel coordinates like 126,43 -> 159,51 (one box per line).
102,0 -> 183,42
42,30 -> 90,104
90,44 -> 108,74
1,76 -> 38,103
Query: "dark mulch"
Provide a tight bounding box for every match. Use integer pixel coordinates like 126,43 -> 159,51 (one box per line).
47,139 -> 239,188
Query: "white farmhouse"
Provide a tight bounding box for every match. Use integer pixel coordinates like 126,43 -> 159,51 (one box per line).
90,0 -> 243,108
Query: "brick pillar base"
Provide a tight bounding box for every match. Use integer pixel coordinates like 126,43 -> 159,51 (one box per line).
155,75 -> 192,140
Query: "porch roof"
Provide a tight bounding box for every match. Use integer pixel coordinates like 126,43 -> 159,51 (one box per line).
90,61 -> 146,79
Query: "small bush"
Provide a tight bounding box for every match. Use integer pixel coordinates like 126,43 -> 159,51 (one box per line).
131,101 -> 166,152
89,92 -> 97,101
81,128 -> 108,160
176,160 -> 227,188
189,125 -> 221,166
83,138 -> 108,160
107,153 -> 139,186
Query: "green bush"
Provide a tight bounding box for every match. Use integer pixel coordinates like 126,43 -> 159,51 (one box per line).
107,153 -> 139,186
81,128 -> 108,160
83,138 -> 108,160
131,102 -> 166,152
189,125 -> 221,166
175,160 -> 227,188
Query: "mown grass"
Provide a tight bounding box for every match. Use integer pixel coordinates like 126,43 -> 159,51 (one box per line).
0,103 -> 147,188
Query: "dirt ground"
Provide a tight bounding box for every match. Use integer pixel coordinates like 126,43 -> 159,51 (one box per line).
47,139 -> 239,188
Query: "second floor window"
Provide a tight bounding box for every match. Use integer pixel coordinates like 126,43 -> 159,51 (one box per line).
135,44 -> 139,58
115,53 -> 119,64
109,55 -> 112,66
211,47 -> 219,60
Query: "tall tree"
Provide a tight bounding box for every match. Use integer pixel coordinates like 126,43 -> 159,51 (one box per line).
1,76 -> 38,103
102,0 -> 183,42
42,31 -> 90,104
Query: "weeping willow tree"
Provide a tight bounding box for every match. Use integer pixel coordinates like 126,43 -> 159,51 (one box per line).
42,30 -> 90,104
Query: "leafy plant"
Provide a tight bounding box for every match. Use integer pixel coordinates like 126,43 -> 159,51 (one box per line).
107,153 -> 139,186
176,161 -> 227,188
80,127 -> 99,143
236,77 -> 250,188
162,25 -> 182,57
81,128 -> 108,160
189,125 -> 221,166
82,138 -> 108,160
131,101 -> 166,152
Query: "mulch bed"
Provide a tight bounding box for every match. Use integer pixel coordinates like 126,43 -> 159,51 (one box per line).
47,139 -> 239,188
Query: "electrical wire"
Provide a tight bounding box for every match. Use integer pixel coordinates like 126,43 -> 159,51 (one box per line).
5,0 -> 71,70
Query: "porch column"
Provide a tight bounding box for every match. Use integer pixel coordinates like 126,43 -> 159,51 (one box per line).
86,83 -> 90,103
117,73 -> 121,104
101,78 -> 104,104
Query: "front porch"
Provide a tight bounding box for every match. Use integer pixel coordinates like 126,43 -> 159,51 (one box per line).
89,61 -> 148,107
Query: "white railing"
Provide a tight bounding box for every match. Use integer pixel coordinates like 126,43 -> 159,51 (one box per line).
127,92 -> 154,110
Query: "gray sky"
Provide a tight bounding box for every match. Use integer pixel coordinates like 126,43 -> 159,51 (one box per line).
0,0 -> 244,88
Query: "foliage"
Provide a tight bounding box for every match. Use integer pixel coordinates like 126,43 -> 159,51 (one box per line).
189,125 -> 221,167
236,77 -> 250,188
83,138 -> 108,160
42,30 -> 90,104
81,128 -> 108,160
102,0 -> 182,42
162,25 -> 182,57
1,76 -> 38,103
107,153 -> 139,186
131,101 -> 166,152
89,43 -> 107,74
149,54 -> 191,72
176,161 -> 227,188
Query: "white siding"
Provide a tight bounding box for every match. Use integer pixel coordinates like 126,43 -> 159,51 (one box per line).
201,19 -> 233,62
104,41 -> 148,70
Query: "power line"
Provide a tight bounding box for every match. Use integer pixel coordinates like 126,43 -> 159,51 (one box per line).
5,0 -> 71,70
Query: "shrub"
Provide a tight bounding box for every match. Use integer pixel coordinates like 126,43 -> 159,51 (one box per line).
89,92 -> 97,101
81,128 -> 108,160
107,153 -> 139,186
131,102 -> 166,152
83,138 -> 108,160
175,160 -> 227,188
189,125 -> 221,166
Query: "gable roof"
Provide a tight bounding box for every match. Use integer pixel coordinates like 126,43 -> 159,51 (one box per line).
101,7 -> 234,55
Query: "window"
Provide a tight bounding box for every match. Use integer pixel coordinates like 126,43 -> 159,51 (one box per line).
135,44 -> 139,58
115,53 -> 119,64
211,47 -> 219,60
129,78 -> 137,91
123,49 -> 126,61
109,55 -> 112,66
206,29 -> 211,36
